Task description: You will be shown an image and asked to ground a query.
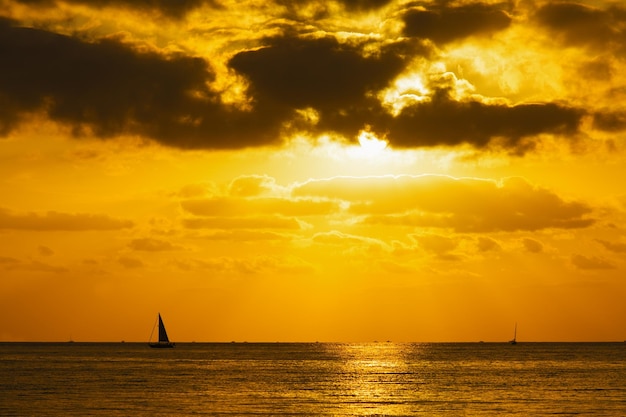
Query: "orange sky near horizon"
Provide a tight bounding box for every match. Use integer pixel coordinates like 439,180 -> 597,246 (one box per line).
1,0 -> 625,342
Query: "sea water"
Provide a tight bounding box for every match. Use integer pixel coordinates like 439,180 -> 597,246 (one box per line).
1,342 -> 625,416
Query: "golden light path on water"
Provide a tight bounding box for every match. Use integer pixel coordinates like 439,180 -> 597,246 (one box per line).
327,343 -> 421,414
314,342 -> 430,415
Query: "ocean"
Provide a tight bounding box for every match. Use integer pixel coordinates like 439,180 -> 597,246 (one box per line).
1,342 -> 624,416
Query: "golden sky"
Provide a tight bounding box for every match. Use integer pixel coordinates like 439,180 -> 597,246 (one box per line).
1,0 -> 625,342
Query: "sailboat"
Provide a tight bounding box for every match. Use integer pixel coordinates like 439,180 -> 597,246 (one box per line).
149,313 -> 175,348
509,323 -> 517,345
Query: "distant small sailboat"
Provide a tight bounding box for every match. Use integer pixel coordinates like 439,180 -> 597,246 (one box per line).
509,323 -> 517,345
149,313 -> 175,348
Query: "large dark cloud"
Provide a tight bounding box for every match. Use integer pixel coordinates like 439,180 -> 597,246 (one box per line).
382,90 -> 584,149
0,18 -> 587,151
0,19 -> 211,135
402,2 -> 512,44
229,36 -> 408,113
315,89 -> 584,150
0,19 -> 284,148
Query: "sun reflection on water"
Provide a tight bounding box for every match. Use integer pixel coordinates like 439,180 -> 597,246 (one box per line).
328,342 -> 428,415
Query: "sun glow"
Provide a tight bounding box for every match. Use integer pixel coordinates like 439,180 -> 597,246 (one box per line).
380,74 -> 429,115
357,130 -> 388,156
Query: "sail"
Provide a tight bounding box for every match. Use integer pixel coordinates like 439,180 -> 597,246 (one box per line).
158,313 -> 170,343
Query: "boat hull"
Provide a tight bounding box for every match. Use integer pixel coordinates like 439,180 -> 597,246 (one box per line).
149,342 -> 175,348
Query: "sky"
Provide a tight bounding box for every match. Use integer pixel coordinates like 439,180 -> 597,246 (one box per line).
1,0 -> 625,342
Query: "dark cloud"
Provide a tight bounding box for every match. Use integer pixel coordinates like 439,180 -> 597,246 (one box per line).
229,35 -> 408,113
535,2 -> 626,53
0,19 -> 282,148
0,19 -> 587,151
402,2 -> 512,44
0,20 -> 205,136
593,111 -> 626,132
275,0 -> 391,15
11,0 -> 217,19
386,90 -> 584,150
318,89 -> 584,151
339,0 -> 391,11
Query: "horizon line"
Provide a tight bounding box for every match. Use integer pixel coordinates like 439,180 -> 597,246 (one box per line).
2,340 -> 625,344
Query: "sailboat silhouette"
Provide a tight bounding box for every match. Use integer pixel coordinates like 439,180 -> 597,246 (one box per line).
149,313 -> 175,348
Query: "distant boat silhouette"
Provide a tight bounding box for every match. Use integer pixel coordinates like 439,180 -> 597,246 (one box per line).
149,313 -> 175,348
509,323 -> 517,345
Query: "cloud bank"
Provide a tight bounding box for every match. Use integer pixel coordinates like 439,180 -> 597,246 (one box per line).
3,0 -> 618,152
178,175 -> 595,234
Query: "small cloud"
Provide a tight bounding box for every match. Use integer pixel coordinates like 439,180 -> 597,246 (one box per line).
0,256 -> 67,273
0,256 -> 21,268
202,230 -> 292,242
173,255 -> 313,275
522,238 -> 543,253
0,207 -> 133,231
413,233 -> 458,254
182,216 -> 302,230
312,230 -> 386,249
37,245 -> 54,256
228,175 -> 280,197
378,260 -> 419,274
26,260 -> 68,274
571,254 -> 615,270
181,196 -> 338,217
595,239 -> 626,253
118,256 -> 144,269
477,237 -> 500,252
175,183 -> 215,199
128,238 -> 178,252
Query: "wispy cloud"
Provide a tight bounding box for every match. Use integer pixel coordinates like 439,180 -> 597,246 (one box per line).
0,207 -> 133,231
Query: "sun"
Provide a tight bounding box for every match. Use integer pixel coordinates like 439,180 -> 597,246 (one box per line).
356,130 -> 388,157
